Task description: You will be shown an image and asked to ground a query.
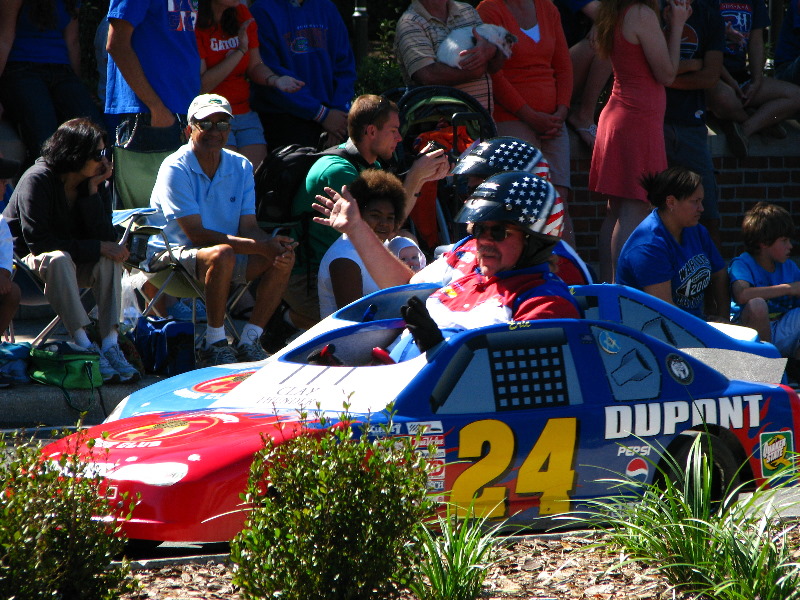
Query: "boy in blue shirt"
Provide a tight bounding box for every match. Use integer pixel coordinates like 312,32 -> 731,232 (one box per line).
729,202 -> 800,368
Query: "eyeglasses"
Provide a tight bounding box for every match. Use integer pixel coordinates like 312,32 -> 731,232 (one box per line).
90,147 -> 111,162
472,223 -> 518,242
194,120 -> 231,132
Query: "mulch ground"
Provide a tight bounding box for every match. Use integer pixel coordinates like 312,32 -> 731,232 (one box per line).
120,532 -> 685,599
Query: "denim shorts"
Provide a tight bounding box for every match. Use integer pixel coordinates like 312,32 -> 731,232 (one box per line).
229,110 -> 266,148
664,123 -> 720,220
772,307 -> 800,357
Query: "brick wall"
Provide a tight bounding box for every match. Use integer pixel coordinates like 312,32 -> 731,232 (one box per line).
567,123 -> 800,272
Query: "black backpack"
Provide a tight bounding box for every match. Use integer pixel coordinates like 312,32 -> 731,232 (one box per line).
254,144 -> 366,225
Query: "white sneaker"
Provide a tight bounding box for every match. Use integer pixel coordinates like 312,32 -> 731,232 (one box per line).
87,343 -> 120,384
102,344 -> 141,383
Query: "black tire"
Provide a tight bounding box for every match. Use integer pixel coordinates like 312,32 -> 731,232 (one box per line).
122,538 -> 162,557
660,432 -> 740,509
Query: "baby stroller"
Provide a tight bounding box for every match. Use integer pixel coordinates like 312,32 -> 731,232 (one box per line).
385,85 -> 497,252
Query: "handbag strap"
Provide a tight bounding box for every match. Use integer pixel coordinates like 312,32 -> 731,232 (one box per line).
56,361 -> 107,417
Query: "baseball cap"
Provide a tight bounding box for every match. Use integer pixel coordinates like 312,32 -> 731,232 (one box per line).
0,157 -> 20,179
187,94 -> 233,121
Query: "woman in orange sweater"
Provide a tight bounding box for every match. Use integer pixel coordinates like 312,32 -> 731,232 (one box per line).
477,0 -> 575,247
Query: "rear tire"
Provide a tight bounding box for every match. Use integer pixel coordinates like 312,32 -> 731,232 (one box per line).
660,432 -> 739,509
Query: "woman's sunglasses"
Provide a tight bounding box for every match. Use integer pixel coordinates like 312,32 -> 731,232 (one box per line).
194,120 -> 231,132
90,147 -> 111,162
472,223 -> 518,242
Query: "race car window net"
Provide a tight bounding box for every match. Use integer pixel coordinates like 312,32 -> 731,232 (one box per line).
433,327 -> 583,414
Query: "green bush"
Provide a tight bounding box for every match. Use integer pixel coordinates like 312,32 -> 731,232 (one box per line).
356,19 -> 405,96
0,430 -> 137,599
577,435 -> 800,600
230,417 -> 435,600
356,53 -> 405,97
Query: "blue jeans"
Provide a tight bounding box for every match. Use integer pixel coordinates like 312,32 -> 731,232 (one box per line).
664,122 -> 720,221
0,62 -> 103,162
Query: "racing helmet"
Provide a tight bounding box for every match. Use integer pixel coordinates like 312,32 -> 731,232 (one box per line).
455,171 -> 564,267
452,136 -> 550,181
455,171 -> 564,240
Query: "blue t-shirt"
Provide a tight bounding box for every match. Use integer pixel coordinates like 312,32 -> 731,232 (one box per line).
148,144 -> 255,254
617,209 -> 725,318
105,0 -> 200,115
775,0 -> 800,66
249,0 -> 356,121
8,0 -> 74,65
729,252 -> 800,321
718,0 -> 770,75
664,0 -> 725,126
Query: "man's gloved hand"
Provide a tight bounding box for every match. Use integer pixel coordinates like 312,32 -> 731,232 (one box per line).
400,296 -> 444,352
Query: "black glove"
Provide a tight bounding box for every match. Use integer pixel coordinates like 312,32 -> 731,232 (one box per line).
400,296 -> 444,352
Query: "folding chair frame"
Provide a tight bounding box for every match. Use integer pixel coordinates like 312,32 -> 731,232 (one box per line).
122,220 -> 245,344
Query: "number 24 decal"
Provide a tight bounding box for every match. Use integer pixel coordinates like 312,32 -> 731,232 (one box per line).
450,418 -> 577,518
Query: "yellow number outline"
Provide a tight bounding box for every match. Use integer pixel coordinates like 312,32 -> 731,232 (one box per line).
449,417 -> 578,518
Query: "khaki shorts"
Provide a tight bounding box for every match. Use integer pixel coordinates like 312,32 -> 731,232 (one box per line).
150,246 -> 249,285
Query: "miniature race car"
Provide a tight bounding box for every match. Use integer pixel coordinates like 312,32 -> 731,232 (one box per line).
42,284 -> 800,544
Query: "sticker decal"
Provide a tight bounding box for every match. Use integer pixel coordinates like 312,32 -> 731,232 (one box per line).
666,353 -> 693,385
598,330 -> 620,354
107,415 -> 223,443
625,457 -> 649,480
192,371 -> 256,393
760,431 -> 794,477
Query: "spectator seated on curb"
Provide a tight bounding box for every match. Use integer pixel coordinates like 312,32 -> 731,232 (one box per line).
2,118 -> 140,383
148,94 -> 297,367
705,0 -> 800,157
729,202 -> 800,380
616,167 -> 729,322
318,170 -> 406,318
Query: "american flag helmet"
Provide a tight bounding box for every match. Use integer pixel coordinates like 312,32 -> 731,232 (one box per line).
454,170 -> 564,240
452,136 -> 550,181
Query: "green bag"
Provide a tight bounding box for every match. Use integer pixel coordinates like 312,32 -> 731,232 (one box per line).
28,342 -> 105,413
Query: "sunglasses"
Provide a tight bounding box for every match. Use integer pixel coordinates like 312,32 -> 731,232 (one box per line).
472,223 -> 518,242
90,147 -> 111,162
194,120 -> 231,132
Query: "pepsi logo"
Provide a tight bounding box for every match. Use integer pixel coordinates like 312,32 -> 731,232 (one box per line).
625,457 -> 649,480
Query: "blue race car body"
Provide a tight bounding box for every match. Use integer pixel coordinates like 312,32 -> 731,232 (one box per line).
44,284 -> 799,542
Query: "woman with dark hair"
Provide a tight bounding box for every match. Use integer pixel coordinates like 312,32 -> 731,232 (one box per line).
317,170 -> 406,318
0,0 -> 103,168
195,0 -> 304,167
616,166 -> 729,321
1,118 -> 140,383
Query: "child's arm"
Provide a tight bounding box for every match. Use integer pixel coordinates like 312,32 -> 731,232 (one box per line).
731,279 -> 800,305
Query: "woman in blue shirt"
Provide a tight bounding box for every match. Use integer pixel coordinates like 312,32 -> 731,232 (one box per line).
616,166 -> 729,321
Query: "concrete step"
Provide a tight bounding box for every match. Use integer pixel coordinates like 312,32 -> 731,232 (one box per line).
4,317 -> 161,429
